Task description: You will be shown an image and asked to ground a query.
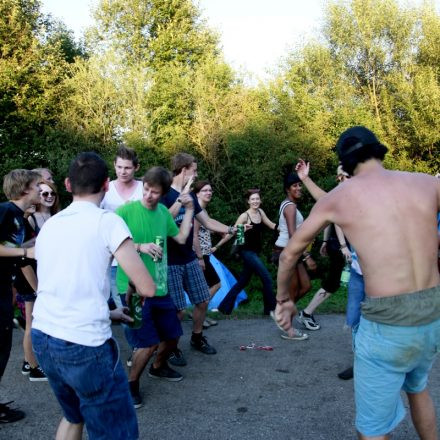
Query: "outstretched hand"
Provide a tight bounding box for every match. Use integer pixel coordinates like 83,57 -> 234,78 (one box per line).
295,159 -> 310,181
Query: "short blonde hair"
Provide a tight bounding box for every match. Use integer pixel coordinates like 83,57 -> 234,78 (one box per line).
3,169 -> 41,200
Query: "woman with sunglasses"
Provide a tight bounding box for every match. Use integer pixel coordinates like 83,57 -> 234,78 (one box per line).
28,181 -> 60,232
15,180 -> 60,381
217,188 -> 278,316
192,181 -> 221,328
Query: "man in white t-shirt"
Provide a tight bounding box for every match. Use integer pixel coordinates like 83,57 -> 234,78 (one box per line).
101,145 -> 143,308
32,152 -> 155,440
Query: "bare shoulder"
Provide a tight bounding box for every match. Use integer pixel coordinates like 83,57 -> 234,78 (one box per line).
236,212 -> 248,224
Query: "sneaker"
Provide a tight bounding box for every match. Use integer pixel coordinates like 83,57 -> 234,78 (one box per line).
338,366 -> 354,380
29,366 -> 48,382
148,363 -> 183,382
280,329 -> 309,341
190,335 -> 217,355
0,402 -> 25,423
168,348 -> 187,367
296,310 -> 321,331
21,361 -> 30,376
129,381 -> 142,409
202,320 -> 211,329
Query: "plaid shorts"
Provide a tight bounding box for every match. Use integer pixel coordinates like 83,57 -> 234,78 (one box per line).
167,259 -> 210,311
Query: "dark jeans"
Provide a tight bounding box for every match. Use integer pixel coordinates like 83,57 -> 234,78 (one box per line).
32,329 -> 138,439
0,286 -> 13,379
219,250 -> 276,315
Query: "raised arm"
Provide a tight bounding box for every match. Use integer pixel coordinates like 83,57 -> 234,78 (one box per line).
296,159 -> 327,201
172,195 -> 195,244
167,176 -> 194,218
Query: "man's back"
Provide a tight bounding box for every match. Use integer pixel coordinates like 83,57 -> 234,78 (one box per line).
33,201 -> 131,346
317,162 -> 440,297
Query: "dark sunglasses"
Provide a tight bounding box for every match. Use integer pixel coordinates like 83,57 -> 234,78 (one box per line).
41,191 -> 56,198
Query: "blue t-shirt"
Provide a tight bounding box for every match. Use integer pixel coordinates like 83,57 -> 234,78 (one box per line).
160,188 -> 202,265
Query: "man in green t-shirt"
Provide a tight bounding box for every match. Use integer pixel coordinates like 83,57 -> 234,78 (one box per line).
116,166 -> 194,409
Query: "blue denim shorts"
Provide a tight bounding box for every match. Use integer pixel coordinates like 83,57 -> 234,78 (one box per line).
31,329 -> 138,440
125,295 -> 183,348
167,259 -> 210,310
354,316 -> 440,437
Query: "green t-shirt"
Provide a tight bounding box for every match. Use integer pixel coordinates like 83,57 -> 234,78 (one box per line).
116,201 -> 179,296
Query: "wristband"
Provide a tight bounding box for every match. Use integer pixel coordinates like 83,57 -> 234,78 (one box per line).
22,248 -> 27,259
228,225 -> 235,235
340,244 -> 347,249
276,298 -> 290,305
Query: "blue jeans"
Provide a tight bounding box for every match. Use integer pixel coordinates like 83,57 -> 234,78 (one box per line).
31,329 -> 138,440
219,250 -> 275,315
346,268 -> 365,329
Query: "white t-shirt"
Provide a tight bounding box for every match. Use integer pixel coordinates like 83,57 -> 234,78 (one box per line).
101,180 -> 143,266
32,201 -> 131,346
275,200 -> 304,248
101,180 -> 143,212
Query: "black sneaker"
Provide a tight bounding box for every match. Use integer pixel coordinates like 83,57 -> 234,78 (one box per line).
148,363 -> 183,382
296,310 -> 321,331
190,335 -> 217,355
21,361 -> 30,376
168,348 -> 187,367
29,366 -> 48,382
129,381 -> 142,409
338,366 -> 354,380
0,402 -> 25,423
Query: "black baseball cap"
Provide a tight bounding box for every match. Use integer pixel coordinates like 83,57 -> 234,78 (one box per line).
335,126 -> 382,159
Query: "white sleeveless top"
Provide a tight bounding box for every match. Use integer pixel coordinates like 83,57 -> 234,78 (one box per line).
275,200 -> 304,248
101,180 -> 143,212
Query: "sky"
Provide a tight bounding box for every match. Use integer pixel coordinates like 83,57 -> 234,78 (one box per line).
41,0 -> 438,81
40,0 -> 326,80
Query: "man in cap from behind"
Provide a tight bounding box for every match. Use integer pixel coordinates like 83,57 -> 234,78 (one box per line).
274,126 -> 440,439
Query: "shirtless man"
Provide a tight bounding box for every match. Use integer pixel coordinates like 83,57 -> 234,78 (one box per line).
274,126 -> 440,440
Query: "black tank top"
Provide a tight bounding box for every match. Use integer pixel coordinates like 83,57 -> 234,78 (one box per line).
243,211 -> 263,253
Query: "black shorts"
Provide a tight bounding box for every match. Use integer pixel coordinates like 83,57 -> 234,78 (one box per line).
202,255 -> 220,288
321,247 -> 345,293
